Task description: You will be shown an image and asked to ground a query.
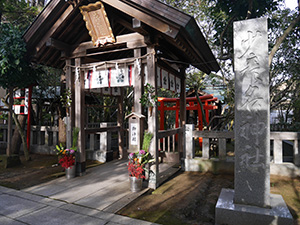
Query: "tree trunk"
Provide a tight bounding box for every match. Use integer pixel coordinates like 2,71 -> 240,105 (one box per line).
2,92 -> 30,161
12,115 -> 27,155
58,117 -> 66,145
12,112 -> 30,161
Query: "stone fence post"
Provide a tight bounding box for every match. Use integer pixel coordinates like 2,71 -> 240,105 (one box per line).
185,124 -> 194,159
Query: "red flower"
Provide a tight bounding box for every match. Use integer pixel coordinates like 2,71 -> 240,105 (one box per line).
59,155 -> 75,169
127,161 -> 145,179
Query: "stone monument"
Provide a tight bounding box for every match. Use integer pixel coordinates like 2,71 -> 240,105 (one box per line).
215,17 -> 293,225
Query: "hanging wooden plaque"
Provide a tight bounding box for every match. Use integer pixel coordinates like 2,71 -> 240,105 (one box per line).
80,1 -> 115,46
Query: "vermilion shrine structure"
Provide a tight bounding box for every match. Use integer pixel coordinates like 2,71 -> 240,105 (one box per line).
23,0 -> 219,188
158,95 -> 218,132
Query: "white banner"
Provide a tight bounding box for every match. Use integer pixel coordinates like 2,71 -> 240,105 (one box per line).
13,105 -> 21,114
161,69 -> 169,89
169,74 -> 175,92
24,88 -> 29,115
176,77 -> 181,93
85,70 -> 109,89
129,65 -> 134,86
85,70 -> 92,89
110,64 -> 129,87
93,70 -> 108,88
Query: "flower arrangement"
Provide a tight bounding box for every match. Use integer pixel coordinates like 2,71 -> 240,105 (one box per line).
55,144 -> 76,169
55,127 -> 79,169
127,150 -> 154,179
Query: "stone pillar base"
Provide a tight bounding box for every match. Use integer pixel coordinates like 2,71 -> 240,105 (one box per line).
215,189 -> 293,225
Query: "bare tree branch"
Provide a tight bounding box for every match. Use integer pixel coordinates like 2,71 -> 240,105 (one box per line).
269,11 -> 300,67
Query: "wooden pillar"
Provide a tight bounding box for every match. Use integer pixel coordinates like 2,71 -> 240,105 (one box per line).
134,48 -> 143,114
147,46 -> 159,189
179,67 -> 186,159
118,88 -> 125,159
75,58 -> 86,176
133,48 -> 144,150
65,59 -> 75,149
294,138 -> 300,167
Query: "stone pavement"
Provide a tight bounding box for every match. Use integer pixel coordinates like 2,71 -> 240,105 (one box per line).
0,159 -> 159,225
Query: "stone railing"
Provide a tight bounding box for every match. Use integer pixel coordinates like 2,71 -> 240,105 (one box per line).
0,123 -> 121,160
185,124 -> 300,176
85,122 -> 120,162
0,125 -> 59,154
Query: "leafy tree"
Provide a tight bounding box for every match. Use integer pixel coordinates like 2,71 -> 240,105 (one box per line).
161,0 -> 300,131
0,0 -> 39,31
269,7 -> 300,126
0,24 -> 39,88
0,23 -> 41,160
0,0 -> 50,160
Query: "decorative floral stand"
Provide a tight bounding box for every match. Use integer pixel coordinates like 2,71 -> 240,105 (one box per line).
129,176 -> 142,192
65,166 -> 76,179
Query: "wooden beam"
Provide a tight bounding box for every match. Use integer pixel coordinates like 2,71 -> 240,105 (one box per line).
158,128 -> 183,139
72,32 -> 144,52
157,58 -> 181,78
124,32 -> 145,45
34,1 -> 84,56
102,0 -> 178,38
23,0 -> 63,43
46,38 -> 72,52
84,126 -> 120,134
67,33 -> 146,58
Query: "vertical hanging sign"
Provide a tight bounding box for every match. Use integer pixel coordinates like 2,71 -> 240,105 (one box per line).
130,123 -> 138,146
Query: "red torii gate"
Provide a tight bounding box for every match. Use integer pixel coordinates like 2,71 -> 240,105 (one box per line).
158,95 -> 218,131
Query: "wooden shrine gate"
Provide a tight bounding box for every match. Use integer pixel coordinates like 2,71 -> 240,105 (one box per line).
23,0 -> 219,189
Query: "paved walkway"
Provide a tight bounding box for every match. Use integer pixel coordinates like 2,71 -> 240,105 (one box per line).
0,159 -> 159,225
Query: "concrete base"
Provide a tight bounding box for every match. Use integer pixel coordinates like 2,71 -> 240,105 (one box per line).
215,189 -> 293,225
184,158 -> 234,174
184,158 -> 300,178
86,150 -> 113,163
270,163 -> 300,178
